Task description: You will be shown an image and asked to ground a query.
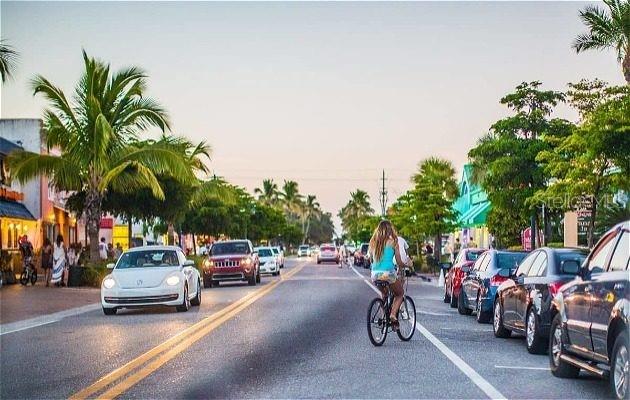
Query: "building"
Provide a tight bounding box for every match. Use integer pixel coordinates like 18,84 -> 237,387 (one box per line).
452,164 -> 492,249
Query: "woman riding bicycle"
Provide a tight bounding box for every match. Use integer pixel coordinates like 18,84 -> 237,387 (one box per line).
369,220 -> 409,331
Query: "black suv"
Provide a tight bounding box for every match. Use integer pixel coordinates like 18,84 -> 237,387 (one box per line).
549,220 -> 629,400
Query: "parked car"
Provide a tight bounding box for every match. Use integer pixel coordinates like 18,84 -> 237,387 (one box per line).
493,247 -> 588,353
444,248 -> 486,308
317,244 -> 339,264
346,245 -> 356,255
271,246 -> 285,268
202,240 -> 260,287
548,221 -> 629,400
297,245 -> 311,258
101,246 -> 201,315
255,247 -> 280,276
354,243 -> 371,268
459,250 -> 527,322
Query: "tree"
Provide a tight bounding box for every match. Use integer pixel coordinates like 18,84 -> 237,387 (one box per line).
301,195 -> 321,244
573,0 -> 630,83
409,157 -> 459,264
254,179 -> 280,207
307,212 -> 335,244
338,190 -> 375,242
0,39 -> 18,83
280,180 -> 303,222
468,81 -> 572,247
8,51 -> 193,260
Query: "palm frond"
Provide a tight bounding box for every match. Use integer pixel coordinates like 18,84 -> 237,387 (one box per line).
7,151 -> 83,191
0,39 -> 19,83
102,161 -> 165,199
116,141 -> 195,184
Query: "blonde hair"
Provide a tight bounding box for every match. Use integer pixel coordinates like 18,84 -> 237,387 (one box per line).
369,220 -> 398,263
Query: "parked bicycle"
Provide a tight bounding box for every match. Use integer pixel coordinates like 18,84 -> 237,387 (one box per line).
20,256 -> 37,286
367,279 -> 416,346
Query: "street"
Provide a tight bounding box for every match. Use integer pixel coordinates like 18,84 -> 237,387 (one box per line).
0,258 -> 611,400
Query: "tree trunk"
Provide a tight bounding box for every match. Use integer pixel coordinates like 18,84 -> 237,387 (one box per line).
623,52 -> 630,84
192,233 -> 197,256
434,233 -> 441,274
167,223 -> 175,245
85,189 -> 103,261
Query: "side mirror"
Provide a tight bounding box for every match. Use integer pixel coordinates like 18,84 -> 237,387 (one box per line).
561,260 -> 580,275
183,259 -> 195,267
498,269 -> 511,278
106,263 -> 115,269
440,262 -> 452,270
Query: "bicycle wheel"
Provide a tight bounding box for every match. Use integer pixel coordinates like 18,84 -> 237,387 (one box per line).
396,295 -> 416,341
30,270 -> 37,285
367,298 -> 388,346
19,271 -> 28,286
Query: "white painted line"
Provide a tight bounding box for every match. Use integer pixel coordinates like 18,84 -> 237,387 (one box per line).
355,268 -> 506,400
416,310 -> 453,317
495,365 -> 550,371
0,303 -> 101,336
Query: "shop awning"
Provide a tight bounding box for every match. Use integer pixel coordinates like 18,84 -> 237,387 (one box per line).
0,137 -> 23,156
458,201 -> 490,227
0,199 -> 35,220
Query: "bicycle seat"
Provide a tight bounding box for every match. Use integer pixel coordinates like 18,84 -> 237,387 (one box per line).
374,280 -> 390,288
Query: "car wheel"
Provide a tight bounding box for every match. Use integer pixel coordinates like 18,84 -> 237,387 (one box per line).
248,273 -> 256,286
176,284 -> 190,312
443,284 -> 451,303
450,286 -> 458,308
256,270 -> 261,283
610,330 -> 629,400
493,299 -> 511,338
103,307 -> 117,316
526,308 -> 546,354
191,280 -> 201,306
203,277 -> 213,288
458,289 -> 473,315
476,293 -> 491,323
549,314 -> 580,378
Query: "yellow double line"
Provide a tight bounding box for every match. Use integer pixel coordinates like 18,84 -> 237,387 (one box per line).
70,263 -> 305,400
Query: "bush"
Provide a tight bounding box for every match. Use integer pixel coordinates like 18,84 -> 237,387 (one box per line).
507,245 -> 524,251
80,261 -> 110,287
547,242 -> 564,248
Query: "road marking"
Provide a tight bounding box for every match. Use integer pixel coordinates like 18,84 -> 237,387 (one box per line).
70,262 -> 305,400
495,365 -> 550,371
355,267 -> 506,400
0,303 -> 101,336
416,310 -> 453,316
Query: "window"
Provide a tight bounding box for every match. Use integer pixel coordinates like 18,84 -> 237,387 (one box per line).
116,250 -> 180,269
608,231 -> 629,272
210,242 -> 250,256
515,251 -> 538,277
257,248 -> 273,257
466,250 -> 484,262
528,252 -> 548,277
479,253 -> 492,271
497,252 -> 527,272
473,254 -> 487,271
588,232 -> 617,271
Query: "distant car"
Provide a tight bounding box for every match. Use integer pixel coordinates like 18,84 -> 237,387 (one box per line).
271,247 -> 285,268
297,245 -> 311,257
548,221 -> 629,400
459,250 -> 527,322
317,244 -> 339,264
101,246 -> 201,315
255,246 -> 280,276
346,245 -> 356,255
202,240 -> 260,287
493,247 -> 588,354
444,248 -> 486,308
354,243 -> 371,268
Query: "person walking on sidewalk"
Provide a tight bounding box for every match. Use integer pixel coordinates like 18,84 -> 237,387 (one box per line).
51,234 -> 67,287
41,238 -> 53,287
98,237 -> 108,261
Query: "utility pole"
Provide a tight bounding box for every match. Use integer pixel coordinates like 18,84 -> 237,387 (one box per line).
379,169 -> 388,218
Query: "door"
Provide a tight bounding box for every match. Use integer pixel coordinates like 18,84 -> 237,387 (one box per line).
463,254 -> 486,307
514,251 -> 546,330
565,231 -> 618,353
504,251 -> 538,328
590,230 -> 628,358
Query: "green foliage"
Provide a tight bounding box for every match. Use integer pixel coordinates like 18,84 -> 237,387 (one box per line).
595,200 -> 630,237
0,39 -> 18,83
338,190 -> 375,242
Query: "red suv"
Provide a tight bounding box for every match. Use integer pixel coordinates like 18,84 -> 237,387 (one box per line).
203,240 -> 260,288
443,248 -> 486,308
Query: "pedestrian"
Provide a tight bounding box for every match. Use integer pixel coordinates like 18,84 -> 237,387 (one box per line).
453,237 -> 461,261
51,234 -> 67,287
67,244 -> 77,267
396,235 -> 413,274
107,243 -> 115,260
114,243 -> 123,259
468,236 -> 478,248
98,237 -> 108,261
41,238 -> 53,286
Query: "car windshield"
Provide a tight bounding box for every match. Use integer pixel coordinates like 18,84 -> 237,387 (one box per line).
257,248 -> 273,257
116,250 -> 179,269
466,251 -> 484,261
556,252 -> 587,273
361,244 -> 369,253
271,248 -> 279,254
299,246 -> 309,250
497,253 -> 527,270
211,242 -> 249,256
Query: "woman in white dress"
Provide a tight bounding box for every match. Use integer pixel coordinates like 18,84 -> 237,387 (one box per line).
51,234 -> 67,286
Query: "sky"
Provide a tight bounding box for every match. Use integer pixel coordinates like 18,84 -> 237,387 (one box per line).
0,1 -> 624,232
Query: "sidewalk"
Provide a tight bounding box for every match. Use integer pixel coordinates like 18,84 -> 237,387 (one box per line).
0,283 -> 100,325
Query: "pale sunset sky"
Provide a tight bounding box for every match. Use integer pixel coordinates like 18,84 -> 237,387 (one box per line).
0,1 -> 624,230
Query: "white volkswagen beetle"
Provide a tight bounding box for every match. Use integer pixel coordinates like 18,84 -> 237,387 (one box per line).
101,246 -> 201,315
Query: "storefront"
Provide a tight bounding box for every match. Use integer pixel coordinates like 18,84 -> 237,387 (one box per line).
0,193 -> 38,272
451,164 -> 492,249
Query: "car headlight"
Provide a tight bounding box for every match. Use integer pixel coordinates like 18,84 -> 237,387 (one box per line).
203,259 -> 214,269
166,275 -> 180,286
103,277 -> 116,289
241,257 -> 252,266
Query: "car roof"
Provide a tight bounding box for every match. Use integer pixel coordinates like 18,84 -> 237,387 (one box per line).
254,246 -> 272,250
214,240 -> 250,244
125,245 -> 182,253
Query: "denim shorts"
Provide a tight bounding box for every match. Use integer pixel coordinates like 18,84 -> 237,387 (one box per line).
371,270 -> 397,284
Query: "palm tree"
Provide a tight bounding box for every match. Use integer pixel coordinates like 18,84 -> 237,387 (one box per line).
0,39 -> 18,83
254,179 -> 279,206
573,0 -> 630,83
8,51 -> 193,260
338,190 -> 374,239
280,180 -> 303,221
301,195 -> 321,244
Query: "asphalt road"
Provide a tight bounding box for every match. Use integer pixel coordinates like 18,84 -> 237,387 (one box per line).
0,258 -> 612,399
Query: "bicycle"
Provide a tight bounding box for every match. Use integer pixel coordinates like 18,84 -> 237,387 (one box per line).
19,256 -> 37,286
367,279 -> 416,346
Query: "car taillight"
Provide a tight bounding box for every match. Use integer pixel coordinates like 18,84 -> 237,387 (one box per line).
549,281 -> 565,297
490,274 -> 508,286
